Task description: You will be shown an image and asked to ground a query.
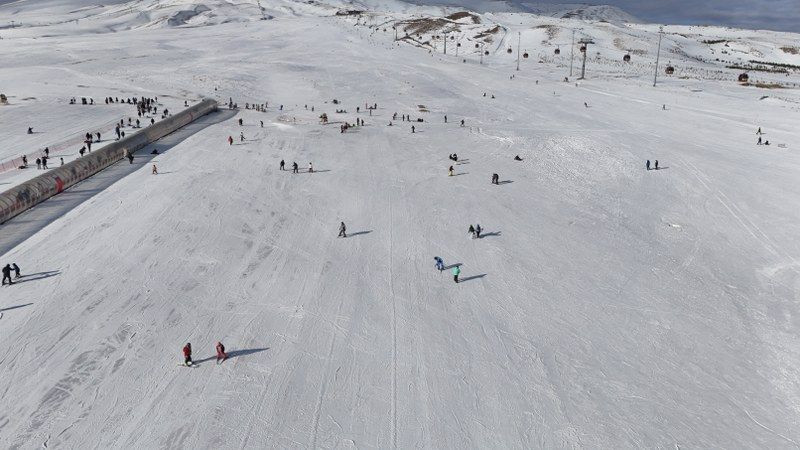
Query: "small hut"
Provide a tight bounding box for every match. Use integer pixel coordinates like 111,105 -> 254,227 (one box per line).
665,65 -> 675,75
738,73 -> 749,82
623,54 -> 631,62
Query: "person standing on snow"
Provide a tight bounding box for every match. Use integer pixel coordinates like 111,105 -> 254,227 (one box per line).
468,225 -> 475,239
240,132 -> 245,142
216,342 -> 227,363
152,164 -> 158,175
654,160 -> 659,170
338,222 -> 347,238
292,162 -> 299,174
646,160 -> 651,171
2,264 -> 13,285
448,166 -> 454,177
183,343 -> 193,366
452,265 -> 461,283
475,224 -> 482,239
11,263 -> 20,279
491,173 -> 499,184
228,136 -> 233,146
434,256 -> 444,272
280,160 -> 285,171
308,162 -> 314,173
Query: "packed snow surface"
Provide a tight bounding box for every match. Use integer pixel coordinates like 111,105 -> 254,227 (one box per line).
0,0 -> 799,448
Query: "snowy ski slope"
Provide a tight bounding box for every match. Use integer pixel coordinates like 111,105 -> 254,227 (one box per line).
0,0 -> 799,448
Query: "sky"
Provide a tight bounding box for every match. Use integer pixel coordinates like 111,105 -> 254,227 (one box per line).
558,0 -> 800,32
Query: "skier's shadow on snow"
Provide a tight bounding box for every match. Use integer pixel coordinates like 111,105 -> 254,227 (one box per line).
452,172 -> 468,176
348,230 -> 372,237
13,270 -> 60,284
495,180 -> 513,185
443,263 -> 462,270
193,347 -> 270,364
479,231 -> 501,238
459,274 -> 487,282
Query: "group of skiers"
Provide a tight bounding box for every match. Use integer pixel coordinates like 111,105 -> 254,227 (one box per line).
756,128 -> 771,146
646,160 -> 660,171
182,341 -> 227,366
434,257 -> 462,283
2,263 -> 21,285
278,159 -> 313,174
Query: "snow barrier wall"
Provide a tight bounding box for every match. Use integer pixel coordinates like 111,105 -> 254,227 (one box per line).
0,99 -> 218,224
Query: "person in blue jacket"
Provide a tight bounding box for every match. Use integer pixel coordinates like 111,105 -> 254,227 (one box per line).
434,256 -> 444,272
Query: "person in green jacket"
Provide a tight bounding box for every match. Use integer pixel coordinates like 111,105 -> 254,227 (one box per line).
452,265 -> 461,283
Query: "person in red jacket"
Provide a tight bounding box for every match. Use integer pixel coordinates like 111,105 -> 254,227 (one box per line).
183,343 -> 192,366
216,342 -> 227,363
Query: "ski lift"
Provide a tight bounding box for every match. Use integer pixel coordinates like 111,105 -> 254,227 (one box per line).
507,47 -> 512,54
554,47 -> 560,55
665,65 -> 675,75
623,54 -> 631,62
523,51 -> 529,58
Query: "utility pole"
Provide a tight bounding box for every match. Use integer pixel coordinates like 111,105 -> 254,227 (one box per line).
653,26 -> 663,87
569,29 -> 575,77
443,31 -> 447,54
516,31 -> 521,71
578,39 -> 594,80
480,43 -> 484,65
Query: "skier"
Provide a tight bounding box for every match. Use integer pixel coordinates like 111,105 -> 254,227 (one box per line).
475,224 -> 482,239
42,156 -> 48,169
468,224 -> 476,239
60,157 -> 64,166
491,173 -> 499,184
2,264 -> 12,285
182,343 -> 193,366
27,127 -> 33,134
646,160 -> 651,171
228,136 -> 233,146
44,147 -> 49,157
757,127 -> 762,135
757,136 -> 762,145
280,160 -> 285,171
152,164 -> 158,175
260,120 -> 264,128
22,155 -> 27,167
292,162 -> 299,174
338,222 -> 347,238
654,160 -> 659,170
411,125 -> 415,133
216,342 -> 227,363
36,158 -> 41,170
240,132 -> 245,142
434,256 -> 444,272
448,166 -> 454,176
308,162 -> 314,173
238,118 -> 243,126
452,265 -> 461,283
127,151 -> 134,164
460,119 -> 465,127
12,263 -> 20,278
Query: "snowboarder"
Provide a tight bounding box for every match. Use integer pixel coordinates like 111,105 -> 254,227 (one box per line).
491,173 -> 499,184
475,224 -> 482,239
452,265 -> 461,283
182,343 -> 193,366
338,222 -> 347,238
448,166 -> 454,176
11,263 -> 20,278
152,164 -> 158,175
280,160 -> 285,171
292,162 -> 299,174
216,342 -> 227,363
228,136 -> 233,146
646,160 -> 651,171
2,264 -> 12,285
434,256 -> 444,272
468,224 -> 476,239
654,160 -> 659,170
